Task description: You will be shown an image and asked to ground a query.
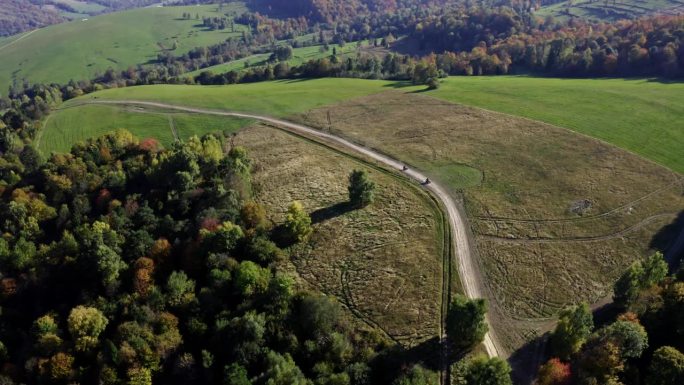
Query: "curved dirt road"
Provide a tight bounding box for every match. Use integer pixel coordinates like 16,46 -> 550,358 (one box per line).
80,99 -> 503,358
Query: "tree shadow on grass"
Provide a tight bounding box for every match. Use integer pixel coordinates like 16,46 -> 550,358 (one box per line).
508,334 -> 548,385
649,210 -> 684,270
310,201 -> 354,224
371,336 -> 442,383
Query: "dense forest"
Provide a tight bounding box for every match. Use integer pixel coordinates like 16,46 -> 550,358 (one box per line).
0,129 -> 400,384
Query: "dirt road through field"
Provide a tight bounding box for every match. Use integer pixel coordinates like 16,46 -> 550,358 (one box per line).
79,99 -> 504,359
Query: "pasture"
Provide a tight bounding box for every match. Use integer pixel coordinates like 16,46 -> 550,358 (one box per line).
39,104 -> 252,154
429,76 -> 684,174
71,78 -> 409,116
0,3 -> 248,91
41,78 -> 404,154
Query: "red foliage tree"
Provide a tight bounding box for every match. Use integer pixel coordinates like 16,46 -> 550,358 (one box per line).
537,358 -> 571,385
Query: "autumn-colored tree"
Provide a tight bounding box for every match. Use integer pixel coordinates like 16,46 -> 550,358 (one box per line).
133,257 -> 155,296
646,346 -> 684,385
241,201 -> 269,230
537,358 -> 571,385
67,306 -> 108,352
48,352 -> 74,381
150,238 -> 171,263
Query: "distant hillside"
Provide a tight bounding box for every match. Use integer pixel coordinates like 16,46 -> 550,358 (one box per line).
536,0 -> 684,22
0,0 -> 64,36
0,0 -> 164,36
248,0 -> 437,22
0,4 -> 248,91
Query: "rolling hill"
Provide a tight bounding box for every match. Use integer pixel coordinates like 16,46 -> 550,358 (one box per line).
0,3 -> 247,92
46,77 -> 684,175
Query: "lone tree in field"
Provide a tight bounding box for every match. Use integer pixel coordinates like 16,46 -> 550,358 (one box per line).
446,294 -> 488,351
348,170 -> 375,208
426,77 -> 440,90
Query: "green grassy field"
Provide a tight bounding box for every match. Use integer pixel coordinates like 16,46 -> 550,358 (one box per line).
535,0 -> 683,22
186,41 -> 360,77
428,76 -> 684,174
54,76 -> 684,174
74,78 -> 408,115
41,78 -> 405,154
0,3 -> 247,91
39,104 -> 253,154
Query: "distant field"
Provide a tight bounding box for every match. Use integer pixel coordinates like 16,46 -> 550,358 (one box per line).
429,76 -> 684,174
0,4 -> 247,91
535,0 -> 684,22
186,41 -> 361,77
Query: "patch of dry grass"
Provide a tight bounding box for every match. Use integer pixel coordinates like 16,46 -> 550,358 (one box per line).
293,91 -> 684,350
237,124 -> 444,347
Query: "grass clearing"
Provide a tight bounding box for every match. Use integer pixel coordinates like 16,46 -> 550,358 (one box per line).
40,104 -> 174,154
172,113 -> 253,140
238,124 -> 444,347
43,79 -> 409,155
40,104 -> 252,154
71,78 -> 412,116
295,91 -> 684,350
0,4 -> 248,91
53,0 -> 107,15
428,76 -> 684,174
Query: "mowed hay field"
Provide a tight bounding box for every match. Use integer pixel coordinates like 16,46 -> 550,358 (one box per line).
295,91 -> 684,349
0,4 -> 247,90
429,76 -> 684,174
237,124 -> 445,347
